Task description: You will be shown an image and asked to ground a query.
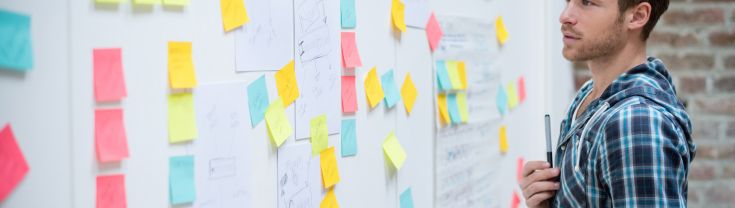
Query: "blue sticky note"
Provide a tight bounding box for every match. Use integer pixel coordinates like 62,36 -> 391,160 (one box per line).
496,85 -> 508,115
341,119 -> 357,157
169,155 -> 195,205
340,0 -> 356,28
400,188 -> 414,208
436,61 -> 451,91
248,75 -> 270,127
381,69 -> 401,108
0,9 -> 33,71
447,93 -> 461,124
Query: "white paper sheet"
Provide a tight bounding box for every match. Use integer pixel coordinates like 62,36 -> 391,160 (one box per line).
277,142 -> 323,208
405,0 -> 431,29
235,0 -> 294,72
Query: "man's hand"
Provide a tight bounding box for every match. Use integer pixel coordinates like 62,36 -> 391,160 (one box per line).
519,161 -> 560,208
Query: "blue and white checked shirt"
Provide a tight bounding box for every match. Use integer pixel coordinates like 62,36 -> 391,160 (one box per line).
551,57 -> 696,207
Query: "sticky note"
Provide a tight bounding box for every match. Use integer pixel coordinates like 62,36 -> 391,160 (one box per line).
133,0 -> 159,4
447,93 -> 461,124
496,86 -> 508,116
437,94 -> 449,124
341,76 -> 357,113
506,82 -> 519,109
391,0 -> 406,32
265,98 -> 292,147
168,41 -> 197,89
499,125 -> 508,153
425,12 -> 443,52
457,92 -> 469,123
168,93 -> 198,143
0,124 -> 29,202
96,174 -> 127,208
512,191 -> 521,208
400,73 -> 418,114
516,157 -> 524,182
248,75 -> 270,127
310,114 -> 328,156
518,76 -> 526,103
320,147 -> 340,188
320,188 -> 339,208
435,61 -> 451,91
0,10 -> 33,71
381,69 -> 401,108
400,188 -> 414,208
169,155 -> 195,205
163,0 -> 189,6
94,48 -> 127,102
340,0 -> 356,29
220,0 -> 249,32
364,67 -> 385,108
95,108 -> 130,162
457,61 -> 467,89
341,119 -> 357,157
382,131 -> 406,170
340,32 -> 362,68
275,60 -> 300,107
446,61 -> 462,90
496,16 -> 509,45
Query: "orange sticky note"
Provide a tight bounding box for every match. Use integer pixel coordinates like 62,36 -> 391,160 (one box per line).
457,61 -> 467,89
425,12 -> 443,52
340,32 -> 362,68
275,60 -> 300,107
95,108 -> 130,162
0,124 -> 29,202
391,0 -> 406,32
96,174 -> 127,208
320,188 -> 339,208
364,67 -> 385,108
341,76 -> 357,113
400,73 -> 418,114
437,94 -> 449,124
499,125 -> 508,153
320,147 -> 340,189
93,48 -> 127,102
496,16 -> 509,45
220,0 -> 249,32
518,76 -> 526,103
168,41 -> 197,89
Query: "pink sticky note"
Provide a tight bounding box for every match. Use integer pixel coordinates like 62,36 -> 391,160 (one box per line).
94,48 -> 127,102
511,191 -> 521,208
518,76 -> 526,103
340,32 -> 362,68
517,157 -> 524,182
342,76 -> 357,113
425,12 -> 443,52
95,108 -> 130,162
96,174 -> 127,208
0,124 -> 29,202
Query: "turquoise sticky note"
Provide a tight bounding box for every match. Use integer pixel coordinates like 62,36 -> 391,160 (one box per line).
496,85 -> 508,115
341,119 -> 357,157
381,69 -> 401,108
0,9 -> 33,71
436,61 -> 451,91
447,93 -> 461,124
248,75 -> 270,127
169,155 -> 195,205
400,188 -> 414,208
340,0 -> 356,28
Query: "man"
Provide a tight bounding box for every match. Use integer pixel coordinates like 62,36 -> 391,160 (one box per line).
520,0 -> 696,207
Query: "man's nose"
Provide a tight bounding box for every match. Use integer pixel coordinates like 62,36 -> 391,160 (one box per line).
559,3 -> 577,26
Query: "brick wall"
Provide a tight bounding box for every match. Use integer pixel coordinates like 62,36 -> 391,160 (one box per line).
570,0 -> 735,207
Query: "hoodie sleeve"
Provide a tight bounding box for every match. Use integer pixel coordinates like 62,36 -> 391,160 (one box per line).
598,102 -> 690,207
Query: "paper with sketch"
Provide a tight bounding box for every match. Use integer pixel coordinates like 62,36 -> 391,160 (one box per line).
193,82 -> 253,208
293,0 -> 341,139
277,142 -> 322,208
235,0 -> 293,71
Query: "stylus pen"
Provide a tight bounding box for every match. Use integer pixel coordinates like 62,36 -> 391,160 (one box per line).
545,114 -> 553,168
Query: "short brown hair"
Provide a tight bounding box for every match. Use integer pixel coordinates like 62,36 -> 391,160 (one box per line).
618,0 -> 669,40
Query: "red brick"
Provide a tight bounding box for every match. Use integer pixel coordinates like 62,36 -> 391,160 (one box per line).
709,30 -> 735,47
649,31 -> 699,47
663,8 -> 725,26
705,183 -> 735,204
689,162 -> 716,180
714,75 -> 735,92
692,119 -> 720,140
726,55 -> 735,70
727,121 -> 735,138
723,165 -> 735,179
694,144 -> 718,160
720,143 -> 735,160
678,75 -> 707,94
694,96 -> 735,115
658,53 -> 715,71
688,189 -> 699,204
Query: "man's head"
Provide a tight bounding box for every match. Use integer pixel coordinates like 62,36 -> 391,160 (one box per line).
559,0 -> 669,61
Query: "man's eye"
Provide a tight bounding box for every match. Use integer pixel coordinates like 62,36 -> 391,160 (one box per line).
581,0 -> 592,6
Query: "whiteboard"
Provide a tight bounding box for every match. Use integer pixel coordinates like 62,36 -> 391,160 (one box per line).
0,0 -> 574,207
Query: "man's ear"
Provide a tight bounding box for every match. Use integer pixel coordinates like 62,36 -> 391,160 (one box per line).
627,2 -> 651,31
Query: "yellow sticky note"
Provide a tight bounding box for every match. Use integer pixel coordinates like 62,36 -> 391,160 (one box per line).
446,61 -> 462,90
496,16 -> 509,45
506,82 -> 519,109
391,0 -> 406,32
458,61 -> 467,89
382,131 -> 407,170
220,0 -> 250,32
265,98 -> 292,147
320,147 -> 340,189
499,125 -> 508,153
311,114 -> 328,156
168,41 -> 197,89
400,73 -> 418,114
457,92 -> 469,123
163,0 -> 189,6
320,188 -> 339,208
275,60 -> 300,107
364,67 -> 385,108
437,94 -> 449,124
168,93 -> 198,143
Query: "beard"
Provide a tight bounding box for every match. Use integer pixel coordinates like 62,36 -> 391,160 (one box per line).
561,17 -> 626,62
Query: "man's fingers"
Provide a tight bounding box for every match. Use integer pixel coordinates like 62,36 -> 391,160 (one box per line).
522,181 -> 559,200
525,191 -> 556,207
521,168 -> 559,189
522,161 -> 550,177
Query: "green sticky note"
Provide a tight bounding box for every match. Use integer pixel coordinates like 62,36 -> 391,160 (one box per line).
168,93 -> 198,143
169,155 -> 195,205
0,9 -> 33,71
400,188 -> 414,208
381,69 -> 401,108
248,75 -> 269,127
446,61 -> 462,90
382,131 -> 407,170
340,0 -> 356,28
310,114 -> 328,156
341,119 -> 357,157
457,92 -> 469,123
